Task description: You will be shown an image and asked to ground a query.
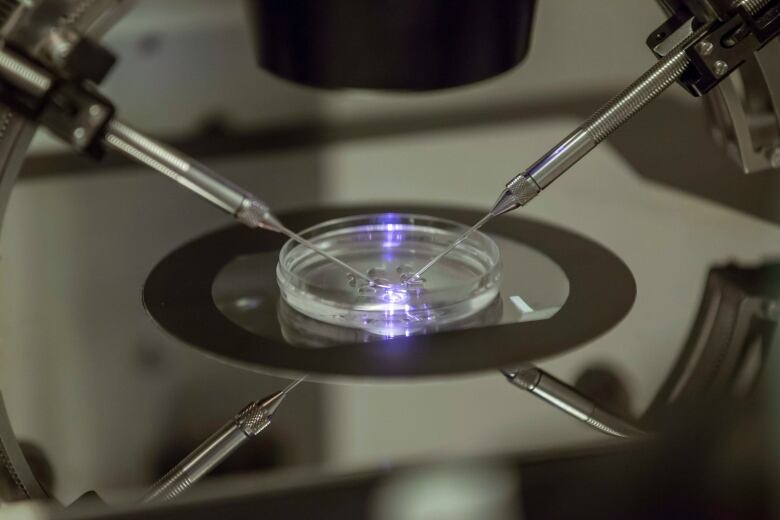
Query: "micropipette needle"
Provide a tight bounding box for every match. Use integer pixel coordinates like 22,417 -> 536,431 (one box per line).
275,223 -> 386,287
102,120 -> 378,289
141,375 -> 306,503
281,375 -> 307,394
409,213 -> 494,280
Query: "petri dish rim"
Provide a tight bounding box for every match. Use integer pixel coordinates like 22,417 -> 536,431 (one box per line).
276,213 -> 503,332
276,212 -> 500,284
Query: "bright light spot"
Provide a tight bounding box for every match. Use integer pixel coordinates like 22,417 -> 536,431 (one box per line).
381,287 -> 409,304
234,297 -> 261,310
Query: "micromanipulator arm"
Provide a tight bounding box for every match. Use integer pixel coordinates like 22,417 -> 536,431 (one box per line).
0,39 -> 283,232
491,0 -> 779,217
0,32 -> 377,283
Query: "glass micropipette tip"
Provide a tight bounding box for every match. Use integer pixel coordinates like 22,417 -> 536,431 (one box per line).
275,224 -> 390,288
408,213 -> 494,281
281,375 -> 306,395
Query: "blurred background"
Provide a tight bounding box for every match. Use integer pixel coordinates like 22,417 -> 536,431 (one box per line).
0,0 -> 778,512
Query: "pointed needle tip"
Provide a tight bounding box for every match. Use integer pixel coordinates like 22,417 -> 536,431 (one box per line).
282,375 -> 307,395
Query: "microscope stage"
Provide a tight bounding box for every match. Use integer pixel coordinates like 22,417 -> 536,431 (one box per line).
143,206 -> 635,379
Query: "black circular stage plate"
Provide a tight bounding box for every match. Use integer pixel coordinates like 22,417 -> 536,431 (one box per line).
143,206 -> 636,379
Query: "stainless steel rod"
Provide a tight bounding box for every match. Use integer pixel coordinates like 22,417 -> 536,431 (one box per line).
142,377 -> 305,503
502,367 -> 647,439
417,22 -> 710,281
141,422 -> 250,503
104,120 -> 378,284
491,22 -> 710,216
103,119 -> 274,227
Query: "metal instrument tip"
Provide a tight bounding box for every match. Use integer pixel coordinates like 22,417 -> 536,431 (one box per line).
257,376 -> 306,418
257,391 -> 285,417
490,189 -> 520,217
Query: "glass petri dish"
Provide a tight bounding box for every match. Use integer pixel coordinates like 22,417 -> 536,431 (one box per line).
277,297 -> 504,347
276,213 -> 502,336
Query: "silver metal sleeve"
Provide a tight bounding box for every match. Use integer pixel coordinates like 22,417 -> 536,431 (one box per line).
141,422 -> 249,503
104,119 -> 258,219
531,371 -> 646,439
526,370 -> 594,422
508,367 -> 646,439
506,23 -> 708,202
517,129 -> 596,191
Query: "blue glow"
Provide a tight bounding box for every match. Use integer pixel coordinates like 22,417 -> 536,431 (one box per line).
355,282 -> 432,338
353,214 -> 432,338
377,212 -> 401,223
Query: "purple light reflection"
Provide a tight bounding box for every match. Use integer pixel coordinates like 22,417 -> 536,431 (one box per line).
380,215 -> 406,250
380,286 -> 408,304
359,284 -> 432,338
353,214 -> 433,338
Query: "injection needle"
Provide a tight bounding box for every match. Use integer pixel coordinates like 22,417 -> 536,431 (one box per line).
408,213 -> 494,281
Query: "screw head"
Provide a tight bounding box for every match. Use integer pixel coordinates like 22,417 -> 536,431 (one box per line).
696,40 -> 714,56
72,127 -> 86,142
713,60 -> 729,77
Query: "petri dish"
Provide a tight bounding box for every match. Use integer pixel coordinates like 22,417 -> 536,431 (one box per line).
276,213 -> 502,336
277,297 -> 504,348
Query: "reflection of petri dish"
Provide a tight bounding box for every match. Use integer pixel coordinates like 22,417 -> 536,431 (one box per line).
276,213 -> 502,336
278,297 -> 504,348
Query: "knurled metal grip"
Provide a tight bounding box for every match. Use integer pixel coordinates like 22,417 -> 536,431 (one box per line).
142,467 -> 192,503
235,402 -> 271,436
738,0 -> 772,15
235,197 -> 273,229
506,175 -> 541,206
